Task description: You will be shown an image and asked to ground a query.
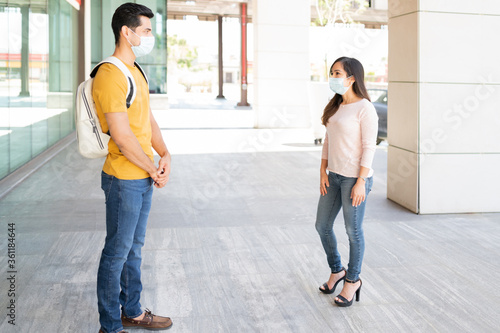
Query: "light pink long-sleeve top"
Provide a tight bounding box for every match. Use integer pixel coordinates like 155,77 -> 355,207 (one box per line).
321,98 -> 379,178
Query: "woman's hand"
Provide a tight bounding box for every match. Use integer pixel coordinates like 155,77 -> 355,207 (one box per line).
350,180 -> 366,207
320,171 -> 329,196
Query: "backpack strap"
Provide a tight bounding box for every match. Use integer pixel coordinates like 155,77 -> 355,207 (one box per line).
90,56 -> 147,108
134,61 -> 149,85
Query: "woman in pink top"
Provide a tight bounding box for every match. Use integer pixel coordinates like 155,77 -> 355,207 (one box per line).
315,57 -> 378,307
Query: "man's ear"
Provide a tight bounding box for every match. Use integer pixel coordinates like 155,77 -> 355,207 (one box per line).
121,25 -> 130,41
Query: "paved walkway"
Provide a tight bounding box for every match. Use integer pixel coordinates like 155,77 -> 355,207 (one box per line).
1,122 -> 499,332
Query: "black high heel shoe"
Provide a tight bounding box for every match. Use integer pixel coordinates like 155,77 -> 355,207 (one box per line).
334,278 -> 362,307
319,268 -> 346,294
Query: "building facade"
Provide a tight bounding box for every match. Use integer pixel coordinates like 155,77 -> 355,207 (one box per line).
0,0 -> 168,181
1,0 -> 78,180
3,0 -> 498,214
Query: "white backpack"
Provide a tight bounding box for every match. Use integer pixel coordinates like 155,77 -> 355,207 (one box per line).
75,56 -> 148,158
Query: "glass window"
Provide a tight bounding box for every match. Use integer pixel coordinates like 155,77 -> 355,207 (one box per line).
0,0 -> 77,180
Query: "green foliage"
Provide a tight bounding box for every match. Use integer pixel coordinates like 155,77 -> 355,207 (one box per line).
167,34 -> 198,69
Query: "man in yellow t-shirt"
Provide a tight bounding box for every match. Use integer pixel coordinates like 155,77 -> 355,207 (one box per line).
92,3 -> 172,333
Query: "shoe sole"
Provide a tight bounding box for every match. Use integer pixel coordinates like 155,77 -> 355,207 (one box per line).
122,322 -> 173,331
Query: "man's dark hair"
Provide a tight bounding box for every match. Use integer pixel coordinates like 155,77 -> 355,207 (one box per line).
112,3 -> 154,45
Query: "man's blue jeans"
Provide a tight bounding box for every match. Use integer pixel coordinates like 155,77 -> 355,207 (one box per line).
97,172 -> 153,333
315,172 -> 373,282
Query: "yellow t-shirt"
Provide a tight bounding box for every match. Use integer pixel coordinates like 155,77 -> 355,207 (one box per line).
92,61 -> 153,180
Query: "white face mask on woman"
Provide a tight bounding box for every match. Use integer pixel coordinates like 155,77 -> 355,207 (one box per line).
329,75 -> 353,95
127,28 -> 155,57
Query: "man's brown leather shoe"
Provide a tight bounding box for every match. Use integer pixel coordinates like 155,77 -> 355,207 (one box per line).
121,309 -> 173,330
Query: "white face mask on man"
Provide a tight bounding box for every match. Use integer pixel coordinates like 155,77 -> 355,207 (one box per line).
127,28 -> 155,57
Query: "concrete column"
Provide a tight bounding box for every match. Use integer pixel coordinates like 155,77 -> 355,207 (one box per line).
387,0 -> 500,213
253,0 -> 310,128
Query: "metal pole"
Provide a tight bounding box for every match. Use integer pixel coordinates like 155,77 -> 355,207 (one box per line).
237,3 -> 250,107
78,0 -> 86,84
216,15 -> 225,99
19,5 -> 30,97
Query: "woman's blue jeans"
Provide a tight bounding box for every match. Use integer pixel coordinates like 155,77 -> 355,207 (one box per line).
97,172 -> 153,333
315,172 -> 373,282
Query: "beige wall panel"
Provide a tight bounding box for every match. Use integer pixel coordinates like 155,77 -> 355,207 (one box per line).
387,145 -> 419,213
389,0 -> 417,18
387,82 -> 419,152
388,13 -> 418,83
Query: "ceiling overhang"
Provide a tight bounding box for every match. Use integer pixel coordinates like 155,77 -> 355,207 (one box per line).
167,0 -> 387,27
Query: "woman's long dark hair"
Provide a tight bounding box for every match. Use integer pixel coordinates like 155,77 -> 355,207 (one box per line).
321,57 -> 371,126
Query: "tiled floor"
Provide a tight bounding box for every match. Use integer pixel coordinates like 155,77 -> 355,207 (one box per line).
1,128 -> 499,333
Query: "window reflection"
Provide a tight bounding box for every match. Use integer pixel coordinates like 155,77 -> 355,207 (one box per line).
0,0 -> 77,180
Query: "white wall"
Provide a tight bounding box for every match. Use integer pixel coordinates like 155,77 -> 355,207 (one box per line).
253,0 -> 311,128
387,0 -> 500,213
374,0 -> 388,11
